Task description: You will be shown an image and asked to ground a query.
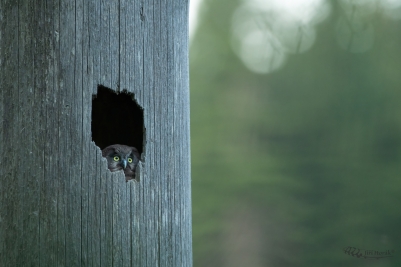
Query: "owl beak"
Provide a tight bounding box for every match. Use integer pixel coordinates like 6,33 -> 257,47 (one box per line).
121,159 -> 127,169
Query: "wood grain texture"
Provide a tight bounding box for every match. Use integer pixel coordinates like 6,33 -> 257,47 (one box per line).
0,0 -> 192,266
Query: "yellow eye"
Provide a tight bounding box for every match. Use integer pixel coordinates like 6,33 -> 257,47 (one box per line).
113,156 -> 120,162
128,158 -> 133,163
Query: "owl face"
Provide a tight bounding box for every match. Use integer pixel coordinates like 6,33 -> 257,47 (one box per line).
102,144 -> 140,181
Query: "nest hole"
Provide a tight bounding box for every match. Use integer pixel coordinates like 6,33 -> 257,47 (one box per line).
92,85 -> 144,157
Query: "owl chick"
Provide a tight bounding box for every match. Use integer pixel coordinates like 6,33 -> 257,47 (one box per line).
102,144 -> 140,181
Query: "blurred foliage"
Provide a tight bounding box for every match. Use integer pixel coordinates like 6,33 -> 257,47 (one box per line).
190,0 -> 401,266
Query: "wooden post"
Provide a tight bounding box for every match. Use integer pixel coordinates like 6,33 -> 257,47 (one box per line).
0,0 -> 192,266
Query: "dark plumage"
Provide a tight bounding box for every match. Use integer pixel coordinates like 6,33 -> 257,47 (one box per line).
102,144 -> 140,181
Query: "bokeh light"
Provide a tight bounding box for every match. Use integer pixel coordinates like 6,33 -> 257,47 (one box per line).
230,0 -> 401,73
231,0 -> 331,74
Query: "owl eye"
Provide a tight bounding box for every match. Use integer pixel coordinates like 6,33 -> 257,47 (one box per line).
128,158 -> 133,163
113,156 -> 120,162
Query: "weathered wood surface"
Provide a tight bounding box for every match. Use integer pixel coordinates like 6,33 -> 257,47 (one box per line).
0,0 -> 192,266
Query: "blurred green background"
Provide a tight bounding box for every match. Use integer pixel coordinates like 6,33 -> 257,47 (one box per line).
189,0 -> 401,266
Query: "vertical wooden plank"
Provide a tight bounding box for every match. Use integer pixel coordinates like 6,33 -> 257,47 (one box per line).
0,0 -> 3,261
85,1 -> 98,260
54,0 -> 67,265
119,0 -> 127,90
159,0 -> 174,265
28,0 -> 47,264
100,0 -> 111,87
87,145 -> 101,267
153,0 -> 166,266
49,0 -> 62,264
39,0 -> 60,265
73,0 -> 84,264
110,0 -> 119,89
103,173 -> 114,267
121,183 -> 131,267
88,0 -> 102,263
12,0 -> 26,264
177,2 -> 192,265
84,143 -> 95,267
142,1 -> 159,265
99,151 -> 108,267
130,157 -> 142,267
81,0 -> 90,265
112,173 -> 122,266
15,1 -> 37,266
166,2 -> 176,265
58,0 -> 69,261
1,1 -> 22,266
168,2 -> 180,266
33,3 -> 49,262
14,1 -> 25,262
127,0 -> 144,102
171,1 -> 192,266
59,0 -> 81,265
172,1 -> 181,264
81,141 -> 90,267
90,0 -> 101,96
32,1 -> 44,265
